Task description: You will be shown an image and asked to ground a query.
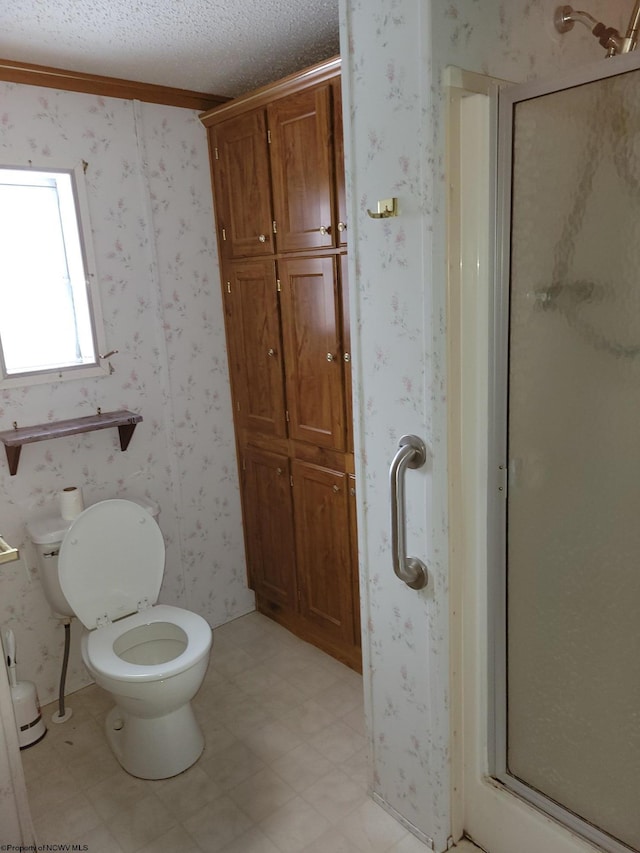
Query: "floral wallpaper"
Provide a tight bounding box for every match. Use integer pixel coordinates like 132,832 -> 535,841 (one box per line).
0,82 -> 254,705
340,0 -> 629,849
1,0 -> 633,845
340,2 -> 447,845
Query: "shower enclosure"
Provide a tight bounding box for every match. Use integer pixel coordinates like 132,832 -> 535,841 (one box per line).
492,51 -> 640,853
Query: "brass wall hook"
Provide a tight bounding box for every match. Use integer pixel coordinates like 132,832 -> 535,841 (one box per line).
367,198 -> 398,219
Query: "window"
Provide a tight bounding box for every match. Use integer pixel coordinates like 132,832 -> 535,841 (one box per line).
0,162 -> 107,387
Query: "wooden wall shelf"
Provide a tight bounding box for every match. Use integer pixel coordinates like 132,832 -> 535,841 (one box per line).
0,410 -> 143,475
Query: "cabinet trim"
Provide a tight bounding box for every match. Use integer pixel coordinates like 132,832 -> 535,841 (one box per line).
200,56 -> 341,126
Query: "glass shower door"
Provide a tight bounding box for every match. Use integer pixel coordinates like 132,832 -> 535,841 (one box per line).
496,56 -> 640,853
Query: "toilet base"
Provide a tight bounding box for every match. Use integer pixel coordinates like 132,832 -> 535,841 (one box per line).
105,703 -> 204,780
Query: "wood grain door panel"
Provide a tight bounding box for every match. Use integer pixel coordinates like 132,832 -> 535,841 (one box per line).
292,459 -> 354,645
268,85 -> 334,253
332,79 -> 348,249
226,261 -> 287,437
339,254 -> 353,453
212,110 -> 274,258
348,473 -> 361,647
243,447 -> 297,606
279,256 -> 345,450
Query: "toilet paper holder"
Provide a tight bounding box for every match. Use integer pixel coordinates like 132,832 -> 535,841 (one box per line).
0,534 -> 19,564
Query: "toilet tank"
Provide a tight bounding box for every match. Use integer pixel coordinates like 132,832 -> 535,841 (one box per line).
126,497 -> 160,520
27,496 -> 161,618
27,514 -> 75,618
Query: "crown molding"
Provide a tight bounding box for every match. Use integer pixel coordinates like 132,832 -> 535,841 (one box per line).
0,58 -> 228,111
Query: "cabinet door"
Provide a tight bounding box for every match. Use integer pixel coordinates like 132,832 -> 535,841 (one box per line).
339,254 -> 353,453
211,110 -> 274,259
292,460 -> 355,646
279,256 -> 345,450
225,261 -> 287,438
268,85 -> 335,253
243,447 -> 297,606
332,79 -> 348,249
348,474 -> 361,647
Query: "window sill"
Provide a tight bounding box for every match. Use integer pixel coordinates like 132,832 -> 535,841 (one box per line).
0,362 -> 109,390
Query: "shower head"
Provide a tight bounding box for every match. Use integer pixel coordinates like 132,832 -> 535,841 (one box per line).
554,5 -> 597,34
554,3 -> 640,55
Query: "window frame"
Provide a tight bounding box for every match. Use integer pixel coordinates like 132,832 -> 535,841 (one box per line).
0,160 -> 109,389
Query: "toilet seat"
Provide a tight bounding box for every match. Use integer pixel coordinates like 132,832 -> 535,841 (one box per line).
84,604 -> 212,682
58,499 -> 165,629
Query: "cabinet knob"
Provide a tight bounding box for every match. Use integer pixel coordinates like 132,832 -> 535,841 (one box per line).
332,485 -> 340,493
319,225 -> 331,236
343,352 -> 351,363
326,352 -> 336,362
267,348 -> 276,357
337,221 -> 347,233
258,234 -> 267,243
276,467 -> 283,475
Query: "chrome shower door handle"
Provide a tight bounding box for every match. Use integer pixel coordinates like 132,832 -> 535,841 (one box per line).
389,435 -> 429,590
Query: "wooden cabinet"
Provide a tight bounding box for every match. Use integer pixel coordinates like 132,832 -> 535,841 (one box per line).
279,255 -> 345,451
224,260 -> 287,438
211,110 -> 274,259
208,63 -> 345,261
339,254 -> 353,453
268,85 -> 335,254
348,474 -> 361,643
292,459 -> 355,647
332,78 -> 348,250
242,446 -> 297,607
202,57 -> 360,670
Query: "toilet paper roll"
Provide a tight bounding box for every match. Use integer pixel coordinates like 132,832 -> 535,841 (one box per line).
59,486 -> 84,521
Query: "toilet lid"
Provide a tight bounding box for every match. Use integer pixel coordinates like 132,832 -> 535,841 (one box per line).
58,499 -> 165,630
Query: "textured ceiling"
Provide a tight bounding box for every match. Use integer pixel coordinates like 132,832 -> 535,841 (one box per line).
0,0 -> 340,97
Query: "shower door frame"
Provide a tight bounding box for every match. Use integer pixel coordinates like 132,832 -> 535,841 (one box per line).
490,48 -> 640,853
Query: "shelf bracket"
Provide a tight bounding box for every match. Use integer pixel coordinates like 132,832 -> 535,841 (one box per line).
118,421 -> 138,451
4,445 -> 21,477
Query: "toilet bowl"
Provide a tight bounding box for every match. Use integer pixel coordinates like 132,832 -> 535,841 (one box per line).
29,498 -> 212,780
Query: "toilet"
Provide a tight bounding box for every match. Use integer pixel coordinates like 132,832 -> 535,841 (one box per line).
28,498 -> 212,780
